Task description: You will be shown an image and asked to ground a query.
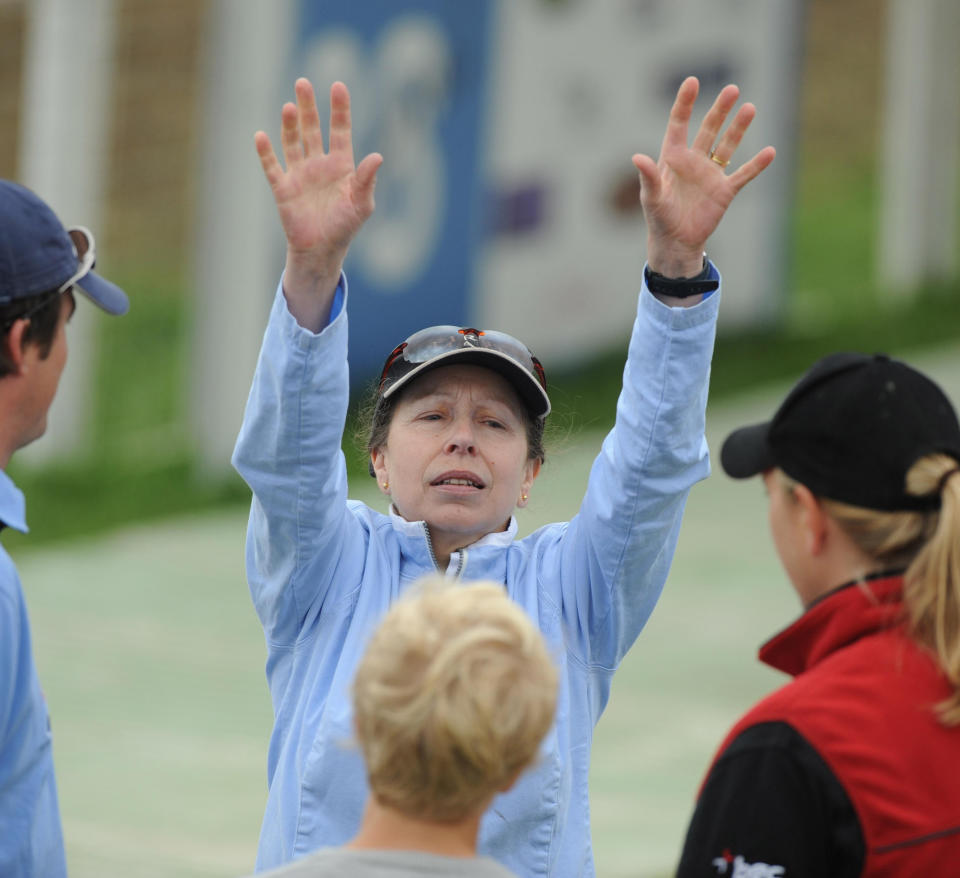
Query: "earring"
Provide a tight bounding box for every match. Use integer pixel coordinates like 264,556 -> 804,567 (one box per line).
382,481 -> 389,491
520,493 -> 528,502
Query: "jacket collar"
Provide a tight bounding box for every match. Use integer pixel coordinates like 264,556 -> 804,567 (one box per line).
387,505 -> 518,550
759,573 -> 905,678
0,469 -> 27,533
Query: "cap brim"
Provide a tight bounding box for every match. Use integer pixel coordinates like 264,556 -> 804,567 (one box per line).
720,421 -> 776,479
383,348 -> 551,418
74,269 -> 129,315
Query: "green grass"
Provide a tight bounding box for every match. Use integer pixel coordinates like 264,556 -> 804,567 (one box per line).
789,161 -> 881,321
6,270 -> 249,551
95,269 -> 186,438
3,455 -> 248,551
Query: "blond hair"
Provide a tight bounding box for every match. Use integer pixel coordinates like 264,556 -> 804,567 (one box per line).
779,454 -> 960,724
352,576 -> 558,822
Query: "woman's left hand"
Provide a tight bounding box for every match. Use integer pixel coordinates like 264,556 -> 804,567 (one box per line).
633,76 -> 776,278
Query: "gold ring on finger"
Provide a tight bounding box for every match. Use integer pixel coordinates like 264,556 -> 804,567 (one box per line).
709,150 -> 730,168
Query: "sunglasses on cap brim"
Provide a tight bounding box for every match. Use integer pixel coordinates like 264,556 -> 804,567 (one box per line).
378,326 -> 547,396
58,226 -> 96,293
1,227 -> 94,329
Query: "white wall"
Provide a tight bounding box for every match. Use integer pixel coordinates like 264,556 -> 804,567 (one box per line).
17,0 -> 116,462
878,0 -> 960,295
477,0 -> 803,365
191,0 -> 296,473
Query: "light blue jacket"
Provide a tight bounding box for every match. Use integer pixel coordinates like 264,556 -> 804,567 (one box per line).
0,471 -> 66,878
233,272 -> 720,876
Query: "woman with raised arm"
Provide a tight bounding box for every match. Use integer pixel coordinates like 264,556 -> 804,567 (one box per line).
232,75 -> 774,876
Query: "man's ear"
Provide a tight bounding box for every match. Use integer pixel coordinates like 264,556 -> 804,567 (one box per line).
3,320 -> 30,375
793,482 -> 829,556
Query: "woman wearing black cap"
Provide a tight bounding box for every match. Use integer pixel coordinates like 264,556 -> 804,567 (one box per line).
232,76 -> 774,876
677,353 -> 960,877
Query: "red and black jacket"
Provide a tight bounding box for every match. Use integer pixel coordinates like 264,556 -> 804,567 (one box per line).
677,573 -> 960,877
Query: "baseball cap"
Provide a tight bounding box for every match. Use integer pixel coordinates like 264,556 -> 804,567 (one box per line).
0,179 -> 129,315
721,352 -> 960,511
378,325 -> 550,418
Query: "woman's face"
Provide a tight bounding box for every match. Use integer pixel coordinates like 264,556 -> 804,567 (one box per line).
371,363 -> 541,559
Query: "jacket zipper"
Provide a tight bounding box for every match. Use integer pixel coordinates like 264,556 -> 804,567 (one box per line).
422,523 -> 466,579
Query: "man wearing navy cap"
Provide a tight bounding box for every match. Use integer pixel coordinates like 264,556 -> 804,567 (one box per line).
0,179 -> 128,876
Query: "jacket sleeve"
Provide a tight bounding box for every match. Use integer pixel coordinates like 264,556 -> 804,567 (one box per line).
231,276 -> 361,647
676,721 -> 865,878
552,270 -> 719,669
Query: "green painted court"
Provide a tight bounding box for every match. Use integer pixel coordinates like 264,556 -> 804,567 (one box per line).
17,341 -> 960,877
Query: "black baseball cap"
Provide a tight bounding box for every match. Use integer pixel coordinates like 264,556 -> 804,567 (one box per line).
721,352 -> 960,511
0,180 -> 129,315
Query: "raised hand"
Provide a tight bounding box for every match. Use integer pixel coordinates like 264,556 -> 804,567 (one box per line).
632,76 -> 775,278
256,78 -> 383,330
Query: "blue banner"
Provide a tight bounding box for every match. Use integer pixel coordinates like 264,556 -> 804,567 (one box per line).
296,0 -> 494,385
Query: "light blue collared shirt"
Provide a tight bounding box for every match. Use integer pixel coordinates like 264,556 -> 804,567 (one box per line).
0,469 -> 67,877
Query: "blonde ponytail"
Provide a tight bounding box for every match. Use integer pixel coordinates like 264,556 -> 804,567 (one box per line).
808,454 -> 960,725
902,455 -> 960,725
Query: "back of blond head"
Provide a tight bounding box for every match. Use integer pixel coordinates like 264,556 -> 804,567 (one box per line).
783,453 -> 960,724
352,576 -> 558,822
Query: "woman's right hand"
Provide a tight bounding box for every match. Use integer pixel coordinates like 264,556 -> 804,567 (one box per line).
256,78 -> 383,331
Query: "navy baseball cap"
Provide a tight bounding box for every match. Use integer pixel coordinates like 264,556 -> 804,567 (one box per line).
0,180 -> 129,315
721,352 -> 960,511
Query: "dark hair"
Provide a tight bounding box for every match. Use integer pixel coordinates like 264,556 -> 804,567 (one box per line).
0,288 -> 63,377
361,379 -> 547,477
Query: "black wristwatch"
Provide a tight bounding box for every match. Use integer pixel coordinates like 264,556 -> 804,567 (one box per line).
644,255 -> 719,298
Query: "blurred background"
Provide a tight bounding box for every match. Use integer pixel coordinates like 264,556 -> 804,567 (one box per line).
2,0 -> 959,875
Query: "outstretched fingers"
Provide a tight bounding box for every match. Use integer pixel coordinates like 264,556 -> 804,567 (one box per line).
294,77 -> 325,157
708,102 -> 755,167
254,131 -> 285,189
691,84 -> 740,155
729,145 -> 777,192
351,152 -> 383,216
279,101 -> 304,168
632,152 -> 661,200
661,76 -> 700,154
355,152 -> 383,191
327,81 -> 355,163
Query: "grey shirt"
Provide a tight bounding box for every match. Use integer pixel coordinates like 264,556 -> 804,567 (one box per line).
251,847 -> 516,877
